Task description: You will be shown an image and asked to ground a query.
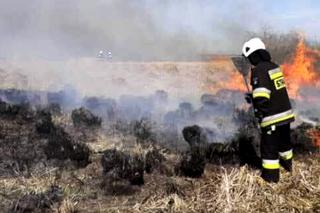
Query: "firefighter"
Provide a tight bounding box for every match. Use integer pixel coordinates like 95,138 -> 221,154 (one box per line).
242,38 -> 295,183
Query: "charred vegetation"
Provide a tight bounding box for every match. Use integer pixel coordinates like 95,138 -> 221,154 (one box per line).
101,149 -> 145,187
100,149 -> 145,196
145,149 -> 166,174
175,148 -> 207,178
180,121 -> 261,172
175,125 -> 207,178
132,118 -> 155,145
71,107 -> 102,128
291,123 -> 320,154
83,97 -> 117,121
35,109 -> 55,134
0,100 -> 91,178
11,185 -> 64,213
45,126 -> 91,167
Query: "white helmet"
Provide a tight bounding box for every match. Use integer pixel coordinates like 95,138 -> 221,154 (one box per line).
242,38 -> 266,57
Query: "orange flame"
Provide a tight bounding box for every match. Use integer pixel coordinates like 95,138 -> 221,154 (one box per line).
221,71 -> 247,92
308,128 -> 320,147
282,37 -> 320,98
205,59 -> 247,93
208,37 -> 320,97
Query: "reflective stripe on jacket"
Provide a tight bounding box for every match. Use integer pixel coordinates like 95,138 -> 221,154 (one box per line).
250,62 -> 295,128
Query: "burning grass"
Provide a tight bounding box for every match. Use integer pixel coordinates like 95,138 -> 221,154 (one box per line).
282,37 -> 320,99
308,127 -> 320,147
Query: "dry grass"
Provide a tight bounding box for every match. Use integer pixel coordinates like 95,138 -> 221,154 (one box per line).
2,146 -> 318,212
0,108 -> 319,212
58,198 -> 79,213
128,154 -> 320,213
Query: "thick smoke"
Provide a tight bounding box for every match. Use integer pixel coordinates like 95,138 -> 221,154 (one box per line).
0,55 -> 247,144
0,0 -> 262,60
1,0 -> 318,145
0,87 -> 243,143
1,1 -> 318,60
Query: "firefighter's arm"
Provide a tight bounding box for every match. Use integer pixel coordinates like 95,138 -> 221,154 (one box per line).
251,68 -> 272,119
252,96 -> 269,121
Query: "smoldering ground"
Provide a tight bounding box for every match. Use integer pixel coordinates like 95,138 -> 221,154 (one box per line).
0,86 -> 243,146
1,58 -> 320,148
0,54 -> 250,146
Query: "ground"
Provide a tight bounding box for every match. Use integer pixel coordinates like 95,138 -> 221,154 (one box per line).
76,153 -> 320,213
1,131 -> 319,212
0,58 -> 319,212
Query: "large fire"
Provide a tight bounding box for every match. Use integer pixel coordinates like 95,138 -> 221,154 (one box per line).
221,71 -> 248,92
282,38 -> 320,99
223,37 -> 320,97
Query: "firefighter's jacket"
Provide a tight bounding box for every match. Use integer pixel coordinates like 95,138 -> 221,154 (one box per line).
250,61 -> 295,128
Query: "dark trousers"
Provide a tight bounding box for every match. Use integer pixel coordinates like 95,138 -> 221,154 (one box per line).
261,123 -> 293,182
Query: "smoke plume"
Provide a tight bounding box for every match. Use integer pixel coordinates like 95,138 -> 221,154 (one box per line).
0,0 -> 265,60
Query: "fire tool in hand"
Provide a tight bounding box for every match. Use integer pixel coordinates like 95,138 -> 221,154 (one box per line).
231,55 -> 259,122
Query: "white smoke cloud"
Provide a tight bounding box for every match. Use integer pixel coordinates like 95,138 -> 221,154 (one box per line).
3,0 -> 317,60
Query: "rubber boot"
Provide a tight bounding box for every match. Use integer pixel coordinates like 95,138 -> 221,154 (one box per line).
261,168 -> 279,183
280,158 -> 292,172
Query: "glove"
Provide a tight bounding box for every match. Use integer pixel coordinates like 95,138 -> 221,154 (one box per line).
244,93 -> 253,104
